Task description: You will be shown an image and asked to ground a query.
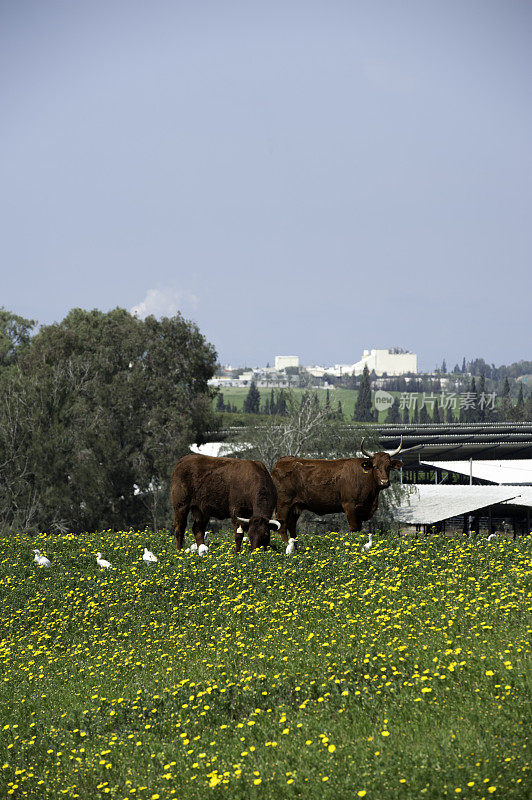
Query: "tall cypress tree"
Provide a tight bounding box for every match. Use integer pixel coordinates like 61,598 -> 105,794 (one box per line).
353,365 -> 373,422
215,392 -> 225,412
402,405 -> 410,424
516,384 -> 525,421
385,397 -> 401,424
243,381 -> 261,414
478,373 -> 486,422
336,400 -> 344,420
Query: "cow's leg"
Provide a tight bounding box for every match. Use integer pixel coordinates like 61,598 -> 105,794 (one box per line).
234,524 -> 245,553
287,506 -> 300,538
191,510 -> 208,546
275,502 -> 291,544
342,502 -> 362,532
173,505 -> 189,550
282,505 -> 300,553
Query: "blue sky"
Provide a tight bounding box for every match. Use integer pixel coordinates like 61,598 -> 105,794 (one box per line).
1,0 -> 531,370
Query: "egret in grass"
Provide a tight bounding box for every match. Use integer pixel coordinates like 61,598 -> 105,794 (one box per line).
362,533 -> 373,552
142,547 -> 157,563
33,549 -> 51,567
96,552 -> 112,569
198,544 -> 208,557
487,533 -> 497,541
286,538 -> 296,555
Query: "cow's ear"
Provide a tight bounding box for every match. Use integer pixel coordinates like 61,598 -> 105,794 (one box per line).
361,459 -> 373,473
391,459 -> 403,470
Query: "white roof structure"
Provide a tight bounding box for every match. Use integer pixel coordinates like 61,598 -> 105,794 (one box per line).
393,485 -> 523,525
503,487 -> 532,508
423,459 -> 532,485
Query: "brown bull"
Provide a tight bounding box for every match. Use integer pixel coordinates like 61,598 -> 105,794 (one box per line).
171,453 -> 280,552
272,437 -> 403,546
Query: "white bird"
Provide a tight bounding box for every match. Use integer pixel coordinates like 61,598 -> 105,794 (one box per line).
362,533 -> 373,552
198,543 -> 209,557
190,542 -> 198,552
487,533 -> 497,542
142,547 -> 157,563
285,538 -> 296,556
236,525 -> 244,534
242,535 -> 250,543
96,552 -> 112,569
33,549 -> 51,567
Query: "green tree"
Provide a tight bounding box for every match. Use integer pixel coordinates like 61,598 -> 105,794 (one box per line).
216,392 -> 225,412
243,381 -> 261,414
385,397 -> 401,424
0,308 -> 36,367
516,385 -> 525,420
276,390 -> 288,416
401,405 -> 410,424
353,365 -> 373,422
0,308 -> 217,532
499,378 -> 513,421
419,404 -> 430,423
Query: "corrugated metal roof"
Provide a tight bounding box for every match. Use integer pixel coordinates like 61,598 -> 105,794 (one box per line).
422,459 -> 532,485
393,485 -> 522,525
503,487 -> 532,508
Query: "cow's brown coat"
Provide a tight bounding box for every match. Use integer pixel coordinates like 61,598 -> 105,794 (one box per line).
272,451 -> 402,543
171,453 -> 278,552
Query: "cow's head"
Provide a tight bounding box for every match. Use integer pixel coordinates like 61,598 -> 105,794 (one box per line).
360,436 -> 403,489
237,516 -> 281,551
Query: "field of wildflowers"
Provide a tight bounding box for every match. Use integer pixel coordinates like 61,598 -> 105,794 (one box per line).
1,528 -> 530,799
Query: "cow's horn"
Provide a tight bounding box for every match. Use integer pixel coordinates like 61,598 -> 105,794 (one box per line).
236,516 -> 250,524
269,519 -> 281,530
388,435 -> 403,457
360,437 -> 374,458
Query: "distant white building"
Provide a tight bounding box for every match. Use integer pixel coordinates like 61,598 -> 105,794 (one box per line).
275,355 -> 300,370
354,348 -> 417,376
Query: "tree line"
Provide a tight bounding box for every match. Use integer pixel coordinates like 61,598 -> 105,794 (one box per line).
228,364 -> 531,424
0,307 -> 217,533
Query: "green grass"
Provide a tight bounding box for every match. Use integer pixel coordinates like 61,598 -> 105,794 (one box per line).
1,528 -> 530,799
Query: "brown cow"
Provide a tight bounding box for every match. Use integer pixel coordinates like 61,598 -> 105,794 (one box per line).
171,453 -> 280,553
272,437 -> 403,547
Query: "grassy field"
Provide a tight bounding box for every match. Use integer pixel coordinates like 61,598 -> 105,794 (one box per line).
213,386 -> 468,422
1,528 -> 530,799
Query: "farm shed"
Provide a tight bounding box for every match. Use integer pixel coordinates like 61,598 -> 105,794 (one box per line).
421,459 -> 532,486
393,485 -> 532,537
